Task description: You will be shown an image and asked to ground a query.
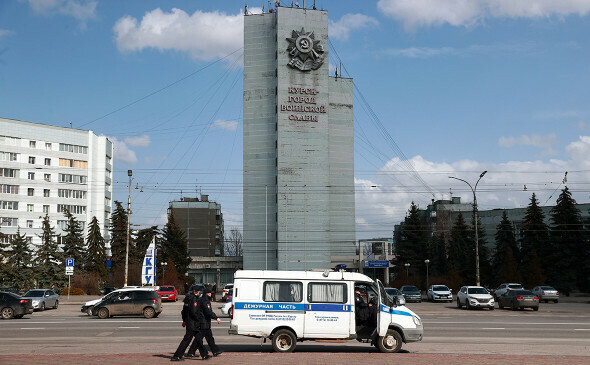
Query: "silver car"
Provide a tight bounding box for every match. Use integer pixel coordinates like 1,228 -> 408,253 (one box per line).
456,286 -> 494,310
384,287 -> 406,306
531,286 -> 559,303
22,289 -> 59,311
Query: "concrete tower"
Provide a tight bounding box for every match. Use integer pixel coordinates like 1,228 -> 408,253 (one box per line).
243,6 -> 355,270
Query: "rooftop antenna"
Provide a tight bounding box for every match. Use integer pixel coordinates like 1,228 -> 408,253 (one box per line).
303,0 -> 305,9
244,4 -> 248,15
262,3 -> 264,12
313,0 -> 316,9
335,66 -> 338,78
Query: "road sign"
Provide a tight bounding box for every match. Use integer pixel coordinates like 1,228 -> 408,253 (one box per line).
66,258 -> 74,267
66,271 -> 74,276
364,260 -> 390,268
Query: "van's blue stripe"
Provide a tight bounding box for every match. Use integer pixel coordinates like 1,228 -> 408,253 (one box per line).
307,304 -> 351,312
381,304 -> 413,316
234,302 -> 305,311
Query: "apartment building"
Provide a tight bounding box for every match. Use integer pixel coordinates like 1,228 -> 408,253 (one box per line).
0,117 -> 113,248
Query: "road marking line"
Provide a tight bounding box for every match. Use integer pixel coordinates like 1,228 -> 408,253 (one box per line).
482,328 -> 505,330
118,327 -> 141,329
574,329 -> 590,331
20,328 -> 45,330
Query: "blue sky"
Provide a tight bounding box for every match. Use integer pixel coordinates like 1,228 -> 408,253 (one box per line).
1,0 -> 590,239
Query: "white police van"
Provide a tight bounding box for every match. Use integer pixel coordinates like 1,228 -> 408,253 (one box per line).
228,270 -> 423,353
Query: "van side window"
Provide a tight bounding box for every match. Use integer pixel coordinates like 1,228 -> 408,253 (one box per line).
263,281 -> 302,302
308,282 -> 347,304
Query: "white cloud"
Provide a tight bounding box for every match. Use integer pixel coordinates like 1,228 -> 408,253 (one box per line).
355,136 -> 590,238
24,0 -> 97,27
377,0 -> 590,31
384,46 -> 457,58
329,13 -> 379,41
211,119 -> 238,131
498,133 -> 557,154
113,8 -> 243,62
124,134 -> 151,147
0,30 -> 14,38
108,136 -> 137,164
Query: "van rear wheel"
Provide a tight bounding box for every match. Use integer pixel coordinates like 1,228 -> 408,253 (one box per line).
272,329 -> 296,353
377,329 -> 403,353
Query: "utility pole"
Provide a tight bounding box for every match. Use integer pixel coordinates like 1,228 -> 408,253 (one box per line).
124,170 -> 132,287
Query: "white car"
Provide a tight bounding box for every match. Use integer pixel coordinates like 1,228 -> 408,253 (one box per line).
220,301 -> 232,317
222,283 -> 233,301
493,283 -> 523,300
426,285 -> 453,303
456,286 -> 495,310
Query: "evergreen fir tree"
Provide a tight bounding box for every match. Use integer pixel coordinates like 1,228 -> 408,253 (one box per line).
497,246 -> 520,283
34,214 -> 64,288
61,208 -> 86,270
86,216 -> 108,279
492,211 -> 519,286
396,202 -> 430,281
428,232 -> 448,278
520,193 -> 550,287
549,186 -> 587,294
5,229 -> 34,289
0,230 -> 8,285
162,211 -> 191,279
109,201 -> 128,276
447,212 -> 472,286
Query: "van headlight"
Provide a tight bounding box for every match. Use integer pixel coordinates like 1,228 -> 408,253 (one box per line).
413,316 -> 422,326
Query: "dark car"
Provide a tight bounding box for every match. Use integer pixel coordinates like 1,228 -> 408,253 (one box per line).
400,285 -> 422,303
91,289 -> 162,319
188,284 -> 206,294
497,290 -> 539,311
1,292 -> 34,319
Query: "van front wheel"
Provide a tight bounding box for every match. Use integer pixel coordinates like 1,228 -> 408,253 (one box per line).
272,329 -> 296,353
377,329 -> 403,353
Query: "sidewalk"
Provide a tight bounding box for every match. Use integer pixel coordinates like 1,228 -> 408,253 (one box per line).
1,352 -> 588,365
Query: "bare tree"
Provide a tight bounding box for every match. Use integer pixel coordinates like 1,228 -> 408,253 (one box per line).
224,228 -> 243,257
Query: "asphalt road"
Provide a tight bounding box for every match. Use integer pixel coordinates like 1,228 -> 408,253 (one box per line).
2,298 -> 589,358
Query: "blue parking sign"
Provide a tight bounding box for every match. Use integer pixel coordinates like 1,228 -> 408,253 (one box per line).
66,258 -> 74,267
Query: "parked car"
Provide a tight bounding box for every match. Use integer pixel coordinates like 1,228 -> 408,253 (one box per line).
426,285 -> 453,303
157,285 -> 178,302
1,292 -> 34,319
0,287 -> 19,294
22,289 -> 59,311
493,283 -> 523,300
497,289 -> 539,311
222,283 -> 234,302
220,289 -> 233,317
456,286 -> 495,310
531,286 -> 559,303
91,288 -> 162,319
400,285 -> 422,303
384,287 -> 406,306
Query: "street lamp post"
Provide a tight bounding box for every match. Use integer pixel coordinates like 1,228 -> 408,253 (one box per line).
449,170 -> 487,286
424,259 -> 430,289
404,263 -> 411,280
162,261 -> 168,283
124,170 -> 132,287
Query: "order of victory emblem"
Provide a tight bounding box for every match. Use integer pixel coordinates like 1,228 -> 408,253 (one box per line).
286,28 -> 324,71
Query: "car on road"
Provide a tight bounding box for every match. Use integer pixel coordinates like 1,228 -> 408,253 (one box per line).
531,286 -> 559,303
91,288 -> 162,319
426,285 -> 453,302
157,285 -> 178,302
493,283 -> 523,300
384,287 -> 406,306
497,289 -> 539,311
456,286 -> 495,310
400,285 -> 422,303
22,289 -> 59,311
81,287 -> 141,315
222,283 -> 233,302
1,292 -> 34,319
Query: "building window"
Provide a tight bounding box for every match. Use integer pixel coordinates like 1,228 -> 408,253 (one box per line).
44,174 -> 51,182
28,156 -> 35,164
58,189 -> 86,199
0,217 -> 18,227
0,152 -> 18,161
27,204 -> 34,212
44,189 -> 50,197
59,143 -> 88,154
45,142 -> 52,150
0,201 -> 18,210
28,188 -> 34,196
27,220 -> 33,228
57,204 -> 86,214
0,135 -> 20,146
58,173 -> 87,184
28,172 -> 35,180
0,168 -> 17,178
0,184 -> 19,194
57,220 -> 68,230
43,205 -> 50,213
45,158 -> 51,166
29,141 -> 36,148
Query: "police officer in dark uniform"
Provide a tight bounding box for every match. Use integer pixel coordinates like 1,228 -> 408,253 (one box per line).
197,288 -> 222,357
171,287 -> 206,361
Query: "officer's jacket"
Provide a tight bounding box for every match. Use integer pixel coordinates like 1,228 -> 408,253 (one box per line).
197,295 -> 218,330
